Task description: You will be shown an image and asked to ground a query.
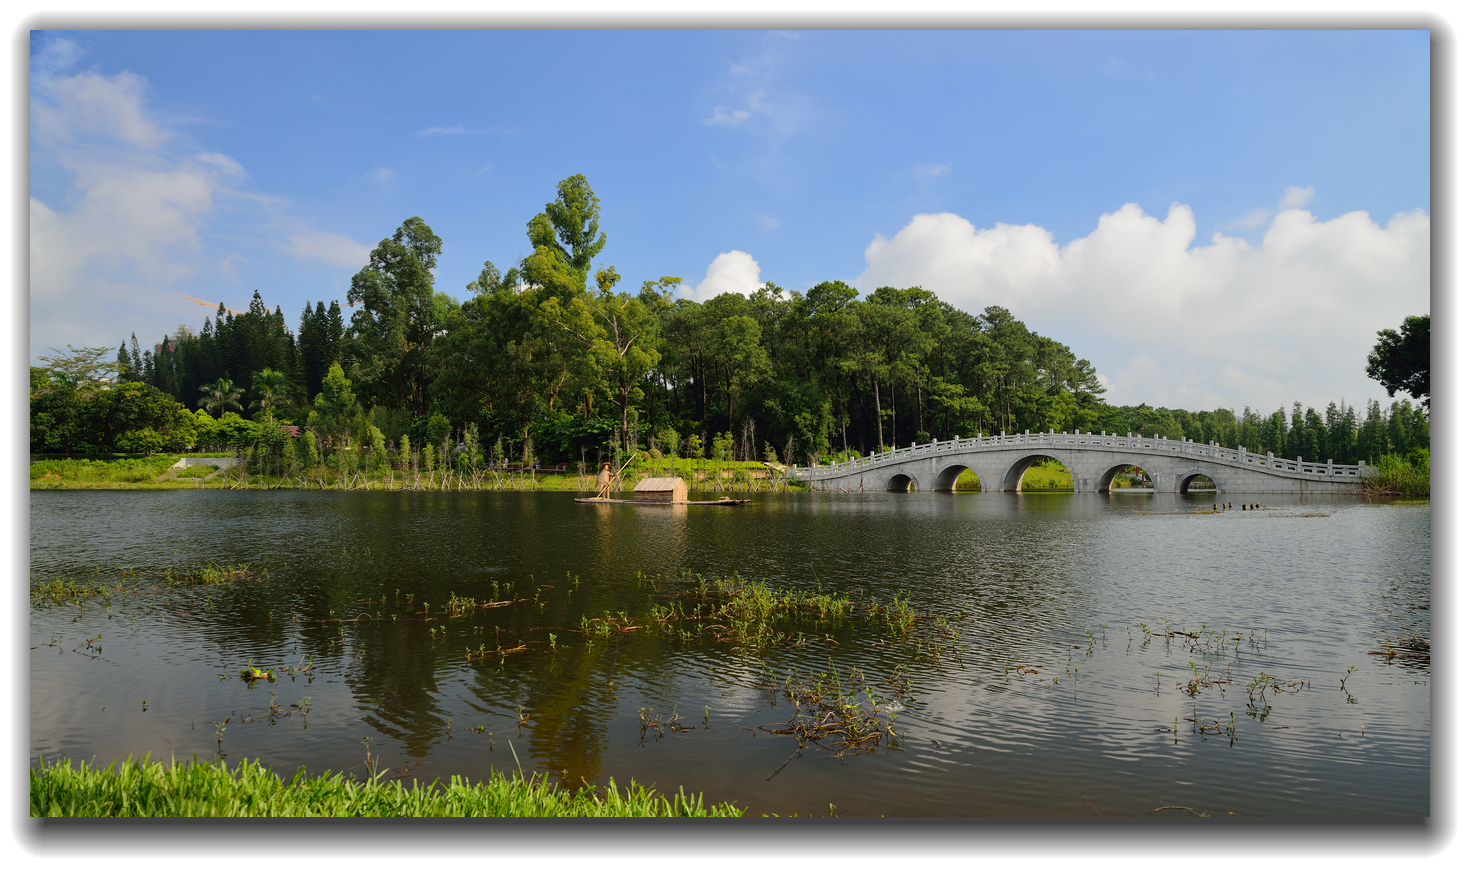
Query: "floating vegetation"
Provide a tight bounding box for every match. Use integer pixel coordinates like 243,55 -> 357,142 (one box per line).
31,563 -> 262,608
30,755 -> 745,817
31,577 -> 117,605
239,662 -> 276,683
639,708 -> 694,742
1369,635 -> 1430,667
754,663 -> 907,755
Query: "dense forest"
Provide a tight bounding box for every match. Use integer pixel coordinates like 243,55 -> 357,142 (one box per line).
31,174 -> 1430,469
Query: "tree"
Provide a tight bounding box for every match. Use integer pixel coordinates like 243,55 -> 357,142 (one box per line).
1367,314 -> 1429,410
583,266 -> 662,451
312,362 -> 360,445
521,174 -> 607,301
35,345 -> 119,389
198,377 -> 244,416
347,217 -> 452,415
251,367 -> 287,412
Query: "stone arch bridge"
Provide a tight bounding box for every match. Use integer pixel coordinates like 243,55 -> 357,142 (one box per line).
792,430 -> 1369,494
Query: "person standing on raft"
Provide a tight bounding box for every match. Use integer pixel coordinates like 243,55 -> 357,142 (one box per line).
595,462 -> 613,497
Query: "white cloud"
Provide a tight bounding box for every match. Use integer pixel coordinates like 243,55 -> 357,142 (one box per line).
367,166 -> 396,185
913,163 -> 951,180
705,91 -> 769,128
28,55 -> 371,358
418,124 -> 469,136
1233,184 -> 1317,229
1278,185 -> 1315,209
288,230 -> 370,269
755,214 -> 781,231
856,200 -> 1429,411
681,251 -> 764,302
32,69 -> 167,148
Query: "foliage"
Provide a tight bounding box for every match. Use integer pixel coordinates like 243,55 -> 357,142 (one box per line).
197,377 -> 244,417
1367,314 -> 1429,409
346,217 -> 451,415
60,172 -> 1429,472
35,345 -> 119,389
31,755 -> 744,817
1361,450 -> 1430,496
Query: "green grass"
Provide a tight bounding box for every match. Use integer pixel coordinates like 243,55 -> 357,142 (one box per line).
954,469 -> 982,490
30,455 -> 179,487
1020,458 -> 1074,490
32,755 -> 745,817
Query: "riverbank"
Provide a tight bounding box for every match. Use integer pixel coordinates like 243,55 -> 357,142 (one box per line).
32,755 -> 745,817
29,455 -> 800,492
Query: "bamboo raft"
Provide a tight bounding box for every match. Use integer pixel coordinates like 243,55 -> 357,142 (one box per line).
573,496 -> 752,506
576,474 -> 751,506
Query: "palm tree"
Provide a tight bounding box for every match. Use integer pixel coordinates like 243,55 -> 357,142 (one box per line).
250,368 -> 287,412
198,377 -> 244,416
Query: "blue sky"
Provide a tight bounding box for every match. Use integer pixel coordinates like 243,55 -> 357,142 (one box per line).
29,29 -> 1430,412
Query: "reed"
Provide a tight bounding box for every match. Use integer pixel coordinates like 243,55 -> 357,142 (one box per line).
1360,451 -> 1430,496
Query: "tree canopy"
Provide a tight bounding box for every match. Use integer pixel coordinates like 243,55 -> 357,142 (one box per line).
42,173 -> 1428,469
1366,314 -> 1429,410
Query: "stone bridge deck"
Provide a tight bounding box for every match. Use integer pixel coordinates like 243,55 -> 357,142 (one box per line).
792,430 -> 1370,494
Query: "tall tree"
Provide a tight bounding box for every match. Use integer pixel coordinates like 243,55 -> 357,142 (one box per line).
347,217 -> 452,415
521,174 -> 607,301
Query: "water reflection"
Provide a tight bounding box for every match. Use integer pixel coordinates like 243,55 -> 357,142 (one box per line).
30,490 -> 1429,816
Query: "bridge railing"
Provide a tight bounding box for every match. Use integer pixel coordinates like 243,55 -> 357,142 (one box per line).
792,430 -> 1369,481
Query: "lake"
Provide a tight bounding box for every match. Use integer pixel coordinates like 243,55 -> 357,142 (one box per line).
29,488 -> 1430,817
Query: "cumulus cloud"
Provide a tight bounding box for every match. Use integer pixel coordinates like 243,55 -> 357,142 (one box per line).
855,196 -> 1429,410
29,44 -> 371,358
1278,185 -> 1315,209
680,251 -> 764,302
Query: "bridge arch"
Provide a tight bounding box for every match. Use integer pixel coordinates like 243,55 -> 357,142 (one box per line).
1002,454 -> 1075,492
1095,462 -> 1155,493
1178,470 -> 1219,494
886,473 -> 916,492
934,464 -> 984,492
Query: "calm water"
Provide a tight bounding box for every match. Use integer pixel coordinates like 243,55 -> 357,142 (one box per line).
30,488 -> 1430,816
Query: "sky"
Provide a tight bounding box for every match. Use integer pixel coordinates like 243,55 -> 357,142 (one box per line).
28,28 -> 1431,414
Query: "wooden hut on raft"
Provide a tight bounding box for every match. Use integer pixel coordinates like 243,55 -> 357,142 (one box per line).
632,477 -> 688,503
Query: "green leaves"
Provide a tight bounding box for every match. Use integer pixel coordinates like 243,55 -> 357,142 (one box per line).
1366,314 -> 1429,410
197,377 -> 243,417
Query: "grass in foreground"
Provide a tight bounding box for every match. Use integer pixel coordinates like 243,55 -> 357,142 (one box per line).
32,755 -> 744,817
